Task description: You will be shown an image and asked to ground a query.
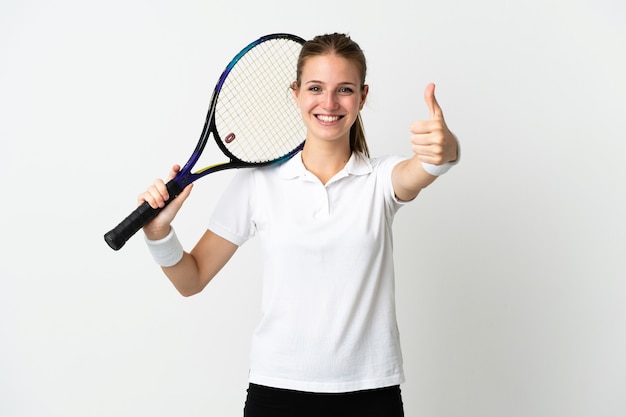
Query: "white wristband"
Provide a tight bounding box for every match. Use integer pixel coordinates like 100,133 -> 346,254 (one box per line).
144,228 -> 184,267
421,139 -> 461,176
421,160 -> 456,176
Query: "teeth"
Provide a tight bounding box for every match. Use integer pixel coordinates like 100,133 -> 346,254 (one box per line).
317,115 -> 340,122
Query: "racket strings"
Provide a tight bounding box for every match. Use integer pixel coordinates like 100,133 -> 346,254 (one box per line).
215,39 -> 305,163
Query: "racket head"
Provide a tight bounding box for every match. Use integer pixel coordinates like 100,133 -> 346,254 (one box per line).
185,33 -> 307,180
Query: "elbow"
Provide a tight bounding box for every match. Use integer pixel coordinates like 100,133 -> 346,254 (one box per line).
178,287 -> 202,297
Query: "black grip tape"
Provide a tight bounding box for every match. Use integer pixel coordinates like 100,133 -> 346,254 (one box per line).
104,180 -> 183,251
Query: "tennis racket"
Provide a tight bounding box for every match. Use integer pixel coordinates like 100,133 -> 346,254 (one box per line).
104,33 -> 306,251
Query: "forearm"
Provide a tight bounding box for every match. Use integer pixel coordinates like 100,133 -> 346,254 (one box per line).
161,252 -> 207,297
145,228 -> 237,297
392,156 -> 438,202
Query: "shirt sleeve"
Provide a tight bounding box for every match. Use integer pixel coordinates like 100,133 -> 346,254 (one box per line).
207,169 -> 257,246
376,155 -> 413,212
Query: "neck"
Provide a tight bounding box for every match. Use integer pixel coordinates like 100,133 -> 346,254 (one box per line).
301,141 -> 352,185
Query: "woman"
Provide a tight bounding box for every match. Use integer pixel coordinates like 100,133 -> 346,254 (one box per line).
141,33 -> 458,417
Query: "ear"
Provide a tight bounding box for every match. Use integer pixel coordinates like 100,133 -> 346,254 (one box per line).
359,84 -> 369,110
291,82 -> 300,107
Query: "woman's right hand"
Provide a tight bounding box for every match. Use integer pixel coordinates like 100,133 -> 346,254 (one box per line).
140,164 -> 193,240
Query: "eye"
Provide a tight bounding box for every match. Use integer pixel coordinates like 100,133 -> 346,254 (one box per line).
308,85 -> 322,93
337,86 -> 354,95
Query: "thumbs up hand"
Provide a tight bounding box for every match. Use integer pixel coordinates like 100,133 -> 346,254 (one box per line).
392,83 -> 459,200
410,83 -> 458,166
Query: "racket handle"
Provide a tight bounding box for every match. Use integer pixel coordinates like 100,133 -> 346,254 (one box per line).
104,180 -> 182,251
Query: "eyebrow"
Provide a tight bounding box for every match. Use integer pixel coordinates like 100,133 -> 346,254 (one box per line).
304,80 -> 359,87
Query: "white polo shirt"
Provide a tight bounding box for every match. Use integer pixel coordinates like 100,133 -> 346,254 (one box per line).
208,151 -> 410,393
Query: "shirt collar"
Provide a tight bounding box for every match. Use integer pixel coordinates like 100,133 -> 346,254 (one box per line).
278,151 -> 372,180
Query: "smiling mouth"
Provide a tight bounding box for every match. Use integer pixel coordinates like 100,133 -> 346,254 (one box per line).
316,115 -> 343,123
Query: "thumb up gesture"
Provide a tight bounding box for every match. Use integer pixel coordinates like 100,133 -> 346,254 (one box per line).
410,83 -> 458,166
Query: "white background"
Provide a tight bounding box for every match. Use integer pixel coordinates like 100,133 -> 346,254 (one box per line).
1,0 -> 625,416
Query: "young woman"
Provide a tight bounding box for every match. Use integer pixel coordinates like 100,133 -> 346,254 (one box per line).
141,33 -> 459,417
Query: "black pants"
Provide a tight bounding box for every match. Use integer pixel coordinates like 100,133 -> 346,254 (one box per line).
243,383 -> 405,417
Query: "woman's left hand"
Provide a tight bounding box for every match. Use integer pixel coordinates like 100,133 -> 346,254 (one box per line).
409,83 -> 458,165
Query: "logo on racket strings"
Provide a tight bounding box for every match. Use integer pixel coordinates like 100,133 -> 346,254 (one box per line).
225,133 -> 236,144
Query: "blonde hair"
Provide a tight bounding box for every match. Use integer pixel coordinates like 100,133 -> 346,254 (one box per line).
294,33 -> 369,157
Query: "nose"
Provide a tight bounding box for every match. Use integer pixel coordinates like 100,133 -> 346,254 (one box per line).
322,91 -> 339,110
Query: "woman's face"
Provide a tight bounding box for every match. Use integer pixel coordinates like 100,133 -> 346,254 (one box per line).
293,53 -> 368,145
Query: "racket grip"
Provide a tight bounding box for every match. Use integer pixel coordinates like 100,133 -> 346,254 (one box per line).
104,180 -> 183,251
